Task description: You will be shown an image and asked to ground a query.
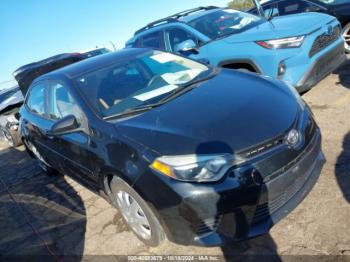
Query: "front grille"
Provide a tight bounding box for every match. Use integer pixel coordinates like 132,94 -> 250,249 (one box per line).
252,124 -> 320,225
252,171 -> 309,224
195,215 -> 222,235
309,25 -> 341,57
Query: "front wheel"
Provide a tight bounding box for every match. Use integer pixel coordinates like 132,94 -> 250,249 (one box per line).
110,177 -> 165,246
343,23 -> 350,53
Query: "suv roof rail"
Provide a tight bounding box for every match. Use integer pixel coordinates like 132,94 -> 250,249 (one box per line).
134,6 -> 219,35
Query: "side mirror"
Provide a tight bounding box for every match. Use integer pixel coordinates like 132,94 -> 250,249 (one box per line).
50,115 -> 80,136
175,40 -> 199,55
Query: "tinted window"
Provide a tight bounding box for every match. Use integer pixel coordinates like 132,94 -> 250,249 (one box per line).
49,81 -> 81,120
26,82 -> 47,116
166,28 -> 198,52
141,31 -> 164,49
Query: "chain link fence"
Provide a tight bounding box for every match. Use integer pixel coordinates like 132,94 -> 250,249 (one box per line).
228,0 -> 257,10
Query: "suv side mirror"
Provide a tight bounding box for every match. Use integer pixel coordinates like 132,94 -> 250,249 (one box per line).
175,40 -> 199,55
50,115 -> 80,136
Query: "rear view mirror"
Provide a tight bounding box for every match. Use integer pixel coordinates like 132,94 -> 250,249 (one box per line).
175,40 -> 199,55
50,115 -> 80,136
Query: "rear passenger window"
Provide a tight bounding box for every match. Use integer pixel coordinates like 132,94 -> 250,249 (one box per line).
26,81 -> 47,116
141,31 -> 164,49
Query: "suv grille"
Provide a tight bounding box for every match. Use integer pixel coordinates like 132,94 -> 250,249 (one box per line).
309,25 -> 341,57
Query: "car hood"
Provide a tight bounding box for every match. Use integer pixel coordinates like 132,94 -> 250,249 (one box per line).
115,70 -> 299,156
0,90 -> 24,113
222,13 -> 334,43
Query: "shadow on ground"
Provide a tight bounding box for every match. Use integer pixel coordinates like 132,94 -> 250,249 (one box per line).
335,131 -> 350,203
0,145 -> 86,260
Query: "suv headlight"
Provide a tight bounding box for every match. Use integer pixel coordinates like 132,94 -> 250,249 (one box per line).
150,154 -> 234,182
256,36 -> 305,49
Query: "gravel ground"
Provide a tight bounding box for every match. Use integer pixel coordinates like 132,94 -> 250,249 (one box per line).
0,61 -> 350,261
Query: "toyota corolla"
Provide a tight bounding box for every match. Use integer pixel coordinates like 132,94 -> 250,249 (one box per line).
19,48 -> 325,246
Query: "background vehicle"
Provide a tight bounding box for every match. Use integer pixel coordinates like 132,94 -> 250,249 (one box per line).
0,86 -> 24,147
80,47 -> 111,58
257,0 -> 350,52
6,51 -> 107,148
126,6 -> 346,93
20,48 -> 325,247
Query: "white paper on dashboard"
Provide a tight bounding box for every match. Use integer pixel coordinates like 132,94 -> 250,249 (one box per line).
150,53 -> 179,64
134,85 -> 178,101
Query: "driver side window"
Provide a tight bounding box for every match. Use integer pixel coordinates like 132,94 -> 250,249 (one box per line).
48,81 -> 82,121
166,28 -> 198,52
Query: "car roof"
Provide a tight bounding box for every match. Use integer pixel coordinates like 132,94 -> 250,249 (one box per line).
38,48 -> 151,81
133,6 -> 221,36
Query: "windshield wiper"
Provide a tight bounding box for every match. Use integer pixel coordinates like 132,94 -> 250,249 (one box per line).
103,104 -> 162,120
104,69 -> 219,121
159,68 -> 219,103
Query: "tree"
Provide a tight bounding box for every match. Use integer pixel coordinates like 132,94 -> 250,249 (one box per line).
227,0 -> 255,11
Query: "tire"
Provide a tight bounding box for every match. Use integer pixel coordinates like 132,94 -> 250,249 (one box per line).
110,177 -> 165,246
343,23 -> 350,53
1,127 -> 22,148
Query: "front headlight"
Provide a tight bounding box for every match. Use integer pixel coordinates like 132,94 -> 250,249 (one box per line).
150,154 -> 233,182
256,36 -> 305,49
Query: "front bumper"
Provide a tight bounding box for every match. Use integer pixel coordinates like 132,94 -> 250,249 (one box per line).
295,43 -> 346,93
134,129 -> 324,246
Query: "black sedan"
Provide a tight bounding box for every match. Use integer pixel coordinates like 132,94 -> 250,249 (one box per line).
19,48 -> 325,246
257,0 -> 350,52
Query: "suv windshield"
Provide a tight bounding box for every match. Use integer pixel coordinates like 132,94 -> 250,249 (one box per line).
187,9 -> 262,40
75,50 -> 210,119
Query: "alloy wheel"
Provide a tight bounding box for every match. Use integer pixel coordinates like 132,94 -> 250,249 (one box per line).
343,27 -> 350,53
116,191 -> 152,240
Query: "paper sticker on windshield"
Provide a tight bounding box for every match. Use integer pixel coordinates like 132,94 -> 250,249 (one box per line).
150,53 -> 179,64
134,85 -> 178,101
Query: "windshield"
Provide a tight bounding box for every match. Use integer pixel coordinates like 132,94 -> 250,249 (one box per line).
75,51 -> 210,118
187,9 -> 262,40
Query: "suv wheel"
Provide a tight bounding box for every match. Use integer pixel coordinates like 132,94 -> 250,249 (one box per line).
110,177 -> 165,246
343,23 -> 350,53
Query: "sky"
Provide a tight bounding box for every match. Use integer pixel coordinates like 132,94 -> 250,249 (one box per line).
0,0 -> 229,89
